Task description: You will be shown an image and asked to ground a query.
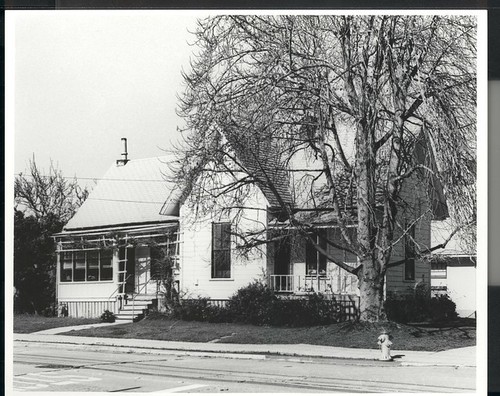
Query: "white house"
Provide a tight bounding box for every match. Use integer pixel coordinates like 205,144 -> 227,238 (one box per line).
54,138 -> 448,320
54,149 -> 181,321
430,219 -> 476,318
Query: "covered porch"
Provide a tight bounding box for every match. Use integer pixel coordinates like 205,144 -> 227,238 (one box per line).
269,274 -> 352,294
54,222 -> 181,318
267,225 -> 360,296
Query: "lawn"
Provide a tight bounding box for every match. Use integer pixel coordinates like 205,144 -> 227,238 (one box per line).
59,316 -> 476,351
14,314 -> 101,334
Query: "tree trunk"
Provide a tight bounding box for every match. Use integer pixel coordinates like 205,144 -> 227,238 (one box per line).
357,260 -> 386,322
355,119 -> 385,322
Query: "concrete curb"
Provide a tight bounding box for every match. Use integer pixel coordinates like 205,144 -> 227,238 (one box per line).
13,333 -> 476,368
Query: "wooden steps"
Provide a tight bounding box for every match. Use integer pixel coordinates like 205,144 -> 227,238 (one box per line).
115,294 -> 157,322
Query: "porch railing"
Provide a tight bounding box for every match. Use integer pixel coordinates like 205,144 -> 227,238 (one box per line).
269,274 -> 334,294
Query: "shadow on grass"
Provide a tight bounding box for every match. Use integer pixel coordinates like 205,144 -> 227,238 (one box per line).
14,314 -> 101,334
406,318 -> 476,341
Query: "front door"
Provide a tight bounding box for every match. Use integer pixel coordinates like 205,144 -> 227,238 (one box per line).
274,237 -> 290,275
119,246 -> 136,294
274,237 -> 291,291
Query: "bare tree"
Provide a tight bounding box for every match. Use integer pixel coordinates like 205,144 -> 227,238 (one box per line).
15,157 -> 89,224
14,158 -> 90,314
173,15 -> 477,322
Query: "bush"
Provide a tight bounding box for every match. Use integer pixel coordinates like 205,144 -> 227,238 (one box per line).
227,282 -> 277,325
41,304 -> 57,317
164,282 -> 342,327
100,310 -> 116,323
269,294 -> 340,327
170,298 -> 232,323
427,295 -> 457,322
144,310 -> 170,320
227,282 -> 340,327
385,294 -> 457,323
385,294 -> 424,323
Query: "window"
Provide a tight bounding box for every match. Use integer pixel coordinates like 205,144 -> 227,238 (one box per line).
73,251 -> 86,281
100,250 -> 113,280
61,251 -> 73,282
87,250 -> 99,281
431,261 -> 447,279
306,229 -> 327,276
212,223 -> 231,278
60,249 -> 114,282
405,224 -> 416,281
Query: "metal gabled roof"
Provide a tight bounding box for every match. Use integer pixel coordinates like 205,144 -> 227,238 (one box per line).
63,156 -> 180,232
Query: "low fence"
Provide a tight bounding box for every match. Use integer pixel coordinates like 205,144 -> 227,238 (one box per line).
333,294 -> 360,322
58,299 -> 119,318
181,298 -> 229,308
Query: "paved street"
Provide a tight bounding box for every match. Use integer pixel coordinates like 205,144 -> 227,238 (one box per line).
12,341 -> 475,393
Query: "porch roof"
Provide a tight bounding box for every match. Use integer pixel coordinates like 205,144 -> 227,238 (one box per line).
63,156 -> 180,231
54,221 -> 179,238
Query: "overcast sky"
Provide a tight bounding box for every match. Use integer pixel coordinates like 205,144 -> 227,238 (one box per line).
11,11 -> 200,184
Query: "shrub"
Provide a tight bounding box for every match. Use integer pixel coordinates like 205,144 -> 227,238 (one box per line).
100,310 -> 116,323
41,304 -> 57,317
385,294 -> 423,323
227,281 -> 278,325
227,282 -> 340,327
205,305 -> 233,323
164,282 -> 342,327
170,298 -> 208,321
268,294 -> 340,327
385,294 -> 457,323
145,310 -> 170,320
427,295 -> 457,322
170,298 -> 232,323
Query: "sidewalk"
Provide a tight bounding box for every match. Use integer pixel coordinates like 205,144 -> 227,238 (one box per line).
30,322 -> 123,335
14,330 -> 476,368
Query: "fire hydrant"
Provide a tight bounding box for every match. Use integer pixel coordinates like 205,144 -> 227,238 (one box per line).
377,331 -> 393,361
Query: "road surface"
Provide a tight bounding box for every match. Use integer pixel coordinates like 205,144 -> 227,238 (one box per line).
12,341 -> 475,393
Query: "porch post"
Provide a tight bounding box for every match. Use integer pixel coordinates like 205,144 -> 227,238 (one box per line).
112,242 -> 119,291
55,241 -> 60,308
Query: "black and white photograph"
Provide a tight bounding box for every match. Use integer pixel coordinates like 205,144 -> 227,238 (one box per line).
5,10 -> 488,394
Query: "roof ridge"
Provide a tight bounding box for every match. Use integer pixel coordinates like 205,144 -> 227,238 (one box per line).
112,155 -> 171,163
